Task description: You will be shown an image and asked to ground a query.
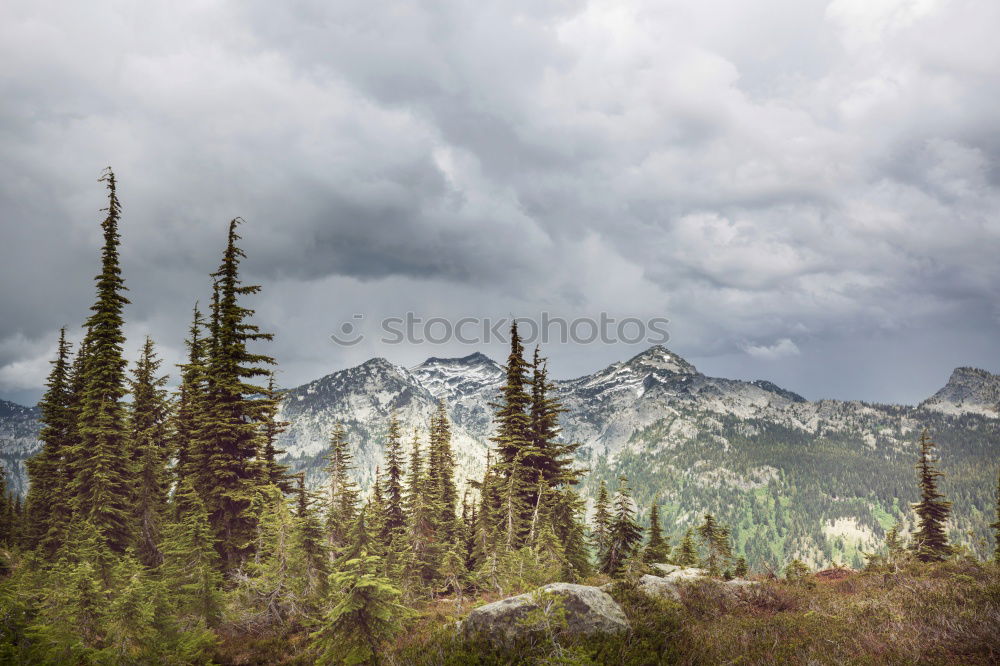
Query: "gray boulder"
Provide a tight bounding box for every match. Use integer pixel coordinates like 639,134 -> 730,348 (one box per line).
463,583 -> 629,645
638,574 -> 684,601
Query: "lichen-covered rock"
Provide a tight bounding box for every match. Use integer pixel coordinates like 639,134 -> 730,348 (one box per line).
650,564 -> 709,580
638,574 -> 683,601
650,563 -> 682,576
462,583 -> 629,645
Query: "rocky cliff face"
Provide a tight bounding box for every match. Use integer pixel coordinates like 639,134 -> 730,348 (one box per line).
0,399 -> 41,497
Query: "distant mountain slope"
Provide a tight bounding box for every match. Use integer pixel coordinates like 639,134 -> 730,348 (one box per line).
0,399 -> 41,497
275,357 -> 489,490
273,345 -> 999,567
2,347 -> 997,568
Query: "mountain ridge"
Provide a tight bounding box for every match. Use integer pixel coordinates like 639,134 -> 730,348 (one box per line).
2,347 -> 998,567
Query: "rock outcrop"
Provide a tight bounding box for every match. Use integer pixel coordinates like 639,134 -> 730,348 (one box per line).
462,583 -> 629,645
639,565 -> 759,601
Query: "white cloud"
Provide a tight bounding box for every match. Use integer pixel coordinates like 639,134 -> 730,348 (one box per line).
0,0 -> 997,403
743,338 -> 802,361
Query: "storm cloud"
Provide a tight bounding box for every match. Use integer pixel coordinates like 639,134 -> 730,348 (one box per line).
1,0 -> 998,405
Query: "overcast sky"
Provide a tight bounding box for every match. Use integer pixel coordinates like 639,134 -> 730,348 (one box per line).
1,0 -> 998,406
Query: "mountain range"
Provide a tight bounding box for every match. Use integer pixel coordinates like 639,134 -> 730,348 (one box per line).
2,345 -> 998,568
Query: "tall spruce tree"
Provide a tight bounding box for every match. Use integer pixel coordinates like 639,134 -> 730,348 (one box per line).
129,337 -> 171,567
592,480 -> 612,562
910,429 -> 952,562
991,467 -> 1000,563
404,429 -> 424,515
428,401 -> 458,544
258,374 -> 291,493
0,466 -> 9,544
172,304 -> 208,488
26,328 -> 73,552
472,451 -> 502,566
528,347 -> 582,488
404,431 -> 440,585
71,168 -> 134,553
643,501 -> 671,564
548,487 -> 591,581
381,415 -> 406,542
459,490 -> 477,570
367,468 -> 388,553
197,218 -> 277,568
489,320 -> 534,544
294,474 -> 330,599
48,335 -> 91,553
325,424 -> 360,554
160,480 -> 223,627
599,475 -> 642,575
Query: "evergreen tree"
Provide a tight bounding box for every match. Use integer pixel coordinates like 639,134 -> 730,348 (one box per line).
26,328 -> 73,553
528,347 -> 582,487
592,480 -> 612,562
128,337 -> 171,567
440,547 -> 467,601
258,374 -> 291,493
675,529 -> 698,567
197,218 -> 277,569
991,467 -> 1000,563
404,429 -> 424,516
428,401 -> 459,544
368,467 -> 387,552
294,474 -> 329,598
172,304 -> 208,488
29,556 -> 108,660
489,320 -> 534,544
160,480 -> 223,627
103,555 -> 169,662
459,490 -> 479,568
696,514 -> 733,577
599,476 -> 642,575
337,505 -> 375,567
885,522 -> 906,564
405,432 -> 441,586
472,452 -> 502,566
381,414 -> 406,542
71,168 -> 134,554
734,556 -> 749,578
0,466 -> 10,544
325,424 -> 360,554
309,550 -> 410,666
548,487 -> 592,581
230,488 -> 311,630
642,501 -> 671,564
910,429 -> 952,562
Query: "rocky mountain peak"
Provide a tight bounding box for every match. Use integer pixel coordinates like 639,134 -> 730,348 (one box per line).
622,345 -> 698,375
920,366 -> 1000,417
416,351 -> 501,372
410,351 -> 504,404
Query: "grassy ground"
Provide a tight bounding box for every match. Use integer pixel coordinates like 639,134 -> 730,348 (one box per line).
388,560 -> 999,666
212,559 -> 1000,665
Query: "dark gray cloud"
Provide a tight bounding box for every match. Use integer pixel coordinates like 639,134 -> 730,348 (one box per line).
1,0 -> 998,406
